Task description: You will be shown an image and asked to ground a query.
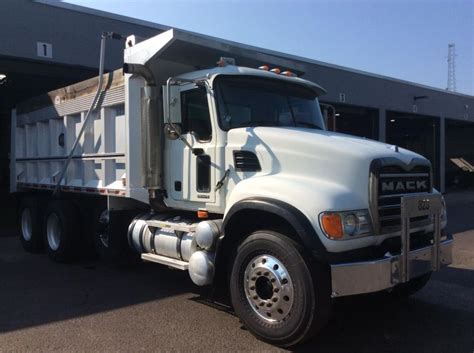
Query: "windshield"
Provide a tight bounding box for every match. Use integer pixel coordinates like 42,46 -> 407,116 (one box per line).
215,75 -> 325,131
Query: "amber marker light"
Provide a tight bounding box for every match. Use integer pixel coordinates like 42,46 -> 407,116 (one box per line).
197,209 -> 209,219
281,70 -> 296,77
320,213 -> 343,239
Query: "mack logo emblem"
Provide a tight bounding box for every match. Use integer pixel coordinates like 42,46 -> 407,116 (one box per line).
381,180 -> 428,192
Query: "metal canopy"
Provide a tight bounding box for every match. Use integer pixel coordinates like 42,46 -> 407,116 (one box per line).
124,29 -> 307,84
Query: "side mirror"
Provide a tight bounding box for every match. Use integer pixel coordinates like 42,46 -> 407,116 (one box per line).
320,103 -> 337,131
162,82 -> 182,124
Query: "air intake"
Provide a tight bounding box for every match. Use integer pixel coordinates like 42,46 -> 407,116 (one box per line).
233,151 -> 261,172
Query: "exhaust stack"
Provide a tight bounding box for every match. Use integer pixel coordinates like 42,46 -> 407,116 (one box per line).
123,63 -> 163,192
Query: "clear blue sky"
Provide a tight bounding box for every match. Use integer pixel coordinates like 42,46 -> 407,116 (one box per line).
66,0 -> 473,95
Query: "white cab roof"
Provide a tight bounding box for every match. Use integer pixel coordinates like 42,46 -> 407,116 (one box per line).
178,65 -> 327,96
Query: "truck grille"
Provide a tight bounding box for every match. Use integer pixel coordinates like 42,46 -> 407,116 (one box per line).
376,165 -> 431,232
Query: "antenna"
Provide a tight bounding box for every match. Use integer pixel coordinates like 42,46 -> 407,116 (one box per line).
447,43 -> 456,92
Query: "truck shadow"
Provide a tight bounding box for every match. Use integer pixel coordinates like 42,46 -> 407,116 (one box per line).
0,236 -> 199,334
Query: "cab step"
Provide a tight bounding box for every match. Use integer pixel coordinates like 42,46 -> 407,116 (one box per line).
141,253 -> 189,270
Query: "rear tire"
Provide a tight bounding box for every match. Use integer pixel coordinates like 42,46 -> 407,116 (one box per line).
44,200 -> 81,263
229,230 -> 331,347
18,198 -> 44,253
93,210 -> 137,263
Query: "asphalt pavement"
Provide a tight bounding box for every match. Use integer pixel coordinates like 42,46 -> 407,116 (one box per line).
0,190 -> 473,352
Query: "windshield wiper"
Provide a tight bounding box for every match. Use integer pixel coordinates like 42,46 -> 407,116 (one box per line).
241,120 -> 275,127
296,122 -> 322,130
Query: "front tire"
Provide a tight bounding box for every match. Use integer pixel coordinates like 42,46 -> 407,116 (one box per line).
44,200 -> 81,263
229,230 -> 331,347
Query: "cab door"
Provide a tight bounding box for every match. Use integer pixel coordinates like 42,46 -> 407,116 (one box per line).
165,84 -> 216,204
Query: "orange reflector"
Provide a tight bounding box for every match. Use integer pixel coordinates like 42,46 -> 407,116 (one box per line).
281,70 -> 296,77
321,213 -> 343,239
258,65 -> 270,71
197,210 -> 209,219
270,68 -> 281,74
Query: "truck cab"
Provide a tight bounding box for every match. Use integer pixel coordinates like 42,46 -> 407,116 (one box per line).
158,61 -> 448,254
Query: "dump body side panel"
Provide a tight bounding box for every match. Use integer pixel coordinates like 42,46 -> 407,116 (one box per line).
12,69 -> 147,203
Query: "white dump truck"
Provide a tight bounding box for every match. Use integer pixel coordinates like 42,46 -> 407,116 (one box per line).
11,29 -> 452,346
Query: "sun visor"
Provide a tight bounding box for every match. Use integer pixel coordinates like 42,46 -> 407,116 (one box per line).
123,29 -> 320,90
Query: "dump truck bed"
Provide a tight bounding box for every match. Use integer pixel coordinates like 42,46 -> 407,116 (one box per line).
11,69 -> 147,203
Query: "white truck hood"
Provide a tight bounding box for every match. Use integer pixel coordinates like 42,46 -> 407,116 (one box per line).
225,127 -> 431,252
226,127 -> 425,210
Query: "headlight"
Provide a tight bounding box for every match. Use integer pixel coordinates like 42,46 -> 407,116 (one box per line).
343,213 -> 358,235
319,210 -> 373,240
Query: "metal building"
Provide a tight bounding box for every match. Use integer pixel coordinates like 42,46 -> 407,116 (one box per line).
1,0 -> 473,227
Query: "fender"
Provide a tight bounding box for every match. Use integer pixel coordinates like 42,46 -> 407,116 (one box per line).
222,197 -> 327,254
210,197 -> 328,297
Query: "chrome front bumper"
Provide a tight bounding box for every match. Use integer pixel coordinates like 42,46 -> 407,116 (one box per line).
331,239 -> 452,297
331,193 -> 452,297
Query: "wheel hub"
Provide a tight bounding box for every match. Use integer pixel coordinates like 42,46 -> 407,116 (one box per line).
244,255 -> 294,324
255,276 -> 273,300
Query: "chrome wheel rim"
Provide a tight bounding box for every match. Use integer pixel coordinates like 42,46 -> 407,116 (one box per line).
46,213 -> 61,251
21,208 -> 33,241
244,254 -> 295,324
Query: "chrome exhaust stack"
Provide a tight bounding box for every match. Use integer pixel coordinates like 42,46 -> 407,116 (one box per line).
123,63 -> 164,192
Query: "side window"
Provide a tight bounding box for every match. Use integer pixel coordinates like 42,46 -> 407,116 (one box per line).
181,88 -> 212,141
